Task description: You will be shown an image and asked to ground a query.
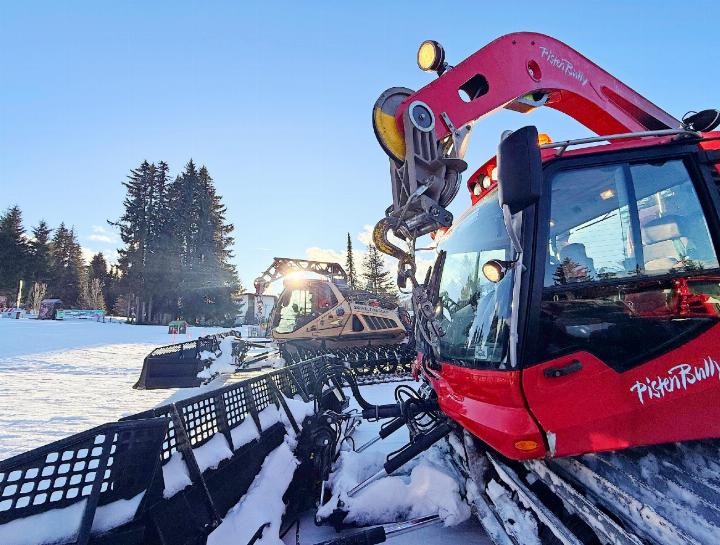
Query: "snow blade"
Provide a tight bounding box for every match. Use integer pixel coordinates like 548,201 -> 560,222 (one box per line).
133,330 -> 243,390
0,418 -> 169,545
0,357 -> 332,545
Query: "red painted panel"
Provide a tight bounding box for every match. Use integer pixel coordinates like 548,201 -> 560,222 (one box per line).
427,364 -> 546,460
700,133 -> 720,177
523,323 -> 720,457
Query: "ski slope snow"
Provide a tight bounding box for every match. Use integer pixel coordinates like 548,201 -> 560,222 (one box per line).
0,318 -> 223,459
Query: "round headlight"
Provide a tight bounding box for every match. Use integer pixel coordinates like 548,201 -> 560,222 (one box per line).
417,40 -> 445,73
482,259 -> 513,283
480,175 -> 492,189
472,183 -> 482,196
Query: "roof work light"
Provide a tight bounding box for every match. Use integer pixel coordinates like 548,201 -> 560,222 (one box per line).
417,40 -> 447,75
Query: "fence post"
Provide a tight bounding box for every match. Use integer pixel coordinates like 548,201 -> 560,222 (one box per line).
75,431 -> 114,545
214,391 -> 234,450
169,405 -> 221,526
287,366 -> 310,402
243,382 -> 263,433
267,379 -> 299,434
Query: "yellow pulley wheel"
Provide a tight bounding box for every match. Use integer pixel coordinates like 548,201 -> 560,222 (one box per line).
372,87 -> 414,164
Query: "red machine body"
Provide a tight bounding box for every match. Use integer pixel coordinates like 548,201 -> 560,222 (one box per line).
391,33 -> 720,460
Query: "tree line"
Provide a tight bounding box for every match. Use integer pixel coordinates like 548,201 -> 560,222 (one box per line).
344,232 -> 397,298
0,159 -> 242,325
0,206 -> 115,311
0,160 -> 398,323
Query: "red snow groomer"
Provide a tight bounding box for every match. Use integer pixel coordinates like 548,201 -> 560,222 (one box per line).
351,32 -> 720,544
373,33 -> 720,461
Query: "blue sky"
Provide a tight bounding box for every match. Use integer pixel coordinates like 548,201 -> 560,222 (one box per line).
1,1 -> 718,290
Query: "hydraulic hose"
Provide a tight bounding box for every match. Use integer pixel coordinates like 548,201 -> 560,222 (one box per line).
360,400 -> 438,420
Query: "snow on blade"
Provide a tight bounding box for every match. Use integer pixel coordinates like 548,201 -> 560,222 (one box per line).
194,434 -> 234,472
0,492 -> 144,545
259,405 -> 282,430
162,451 -> 193,498
280,397 -> 315,430
207,438 -> 299,545
91,492 -> 145,534
230,416 -> 261,450
231,398 -> 312,451
197,337 -> 237,380
0,500 -> 85,545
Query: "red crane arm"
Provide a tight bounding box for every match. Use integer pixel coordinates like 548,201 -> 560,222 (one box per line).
396,32 -> 679,139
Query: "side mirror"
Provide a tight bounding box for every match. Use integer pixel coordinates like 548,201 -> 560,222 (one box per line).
497,125 -> 543,214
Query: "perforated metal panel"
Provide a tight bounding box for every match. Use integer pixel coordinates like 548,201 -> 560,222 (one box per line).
223,386 -> 250,428
0,359 -> 331,541
179,397 -> 219,447
0,419 -> 167,524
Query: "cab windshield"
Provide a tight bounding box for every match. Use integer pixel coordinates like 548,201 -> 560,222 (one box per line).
273,281 -> 338,334
437,189 -> 514,368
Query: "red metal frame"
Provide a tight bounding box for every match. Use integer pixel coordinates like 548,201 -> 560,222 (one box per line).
396,32 -> 679,141
427,367 -> 547,459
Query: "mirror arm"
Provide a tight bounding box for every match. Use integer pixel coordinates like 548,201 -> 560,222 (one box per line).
502,204 -> 523,256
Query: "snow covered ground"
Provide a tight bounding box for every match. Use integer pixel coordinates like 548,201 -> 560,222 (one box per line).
0,318 -> 226,459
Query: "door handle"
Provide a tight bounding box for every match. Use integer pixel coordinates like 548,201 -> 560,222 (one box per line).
543,360 -> 583,378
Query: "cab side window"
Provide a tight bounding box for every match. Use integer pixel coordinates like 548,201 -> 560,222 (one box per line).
631,161 -> 717,272
539,158 -> 720,371
544,165 -> 636,286
314,283 -> 338,312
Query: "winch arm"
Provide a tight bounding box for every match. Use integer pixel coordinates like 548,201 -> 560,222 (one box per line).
395,32 -> 679,143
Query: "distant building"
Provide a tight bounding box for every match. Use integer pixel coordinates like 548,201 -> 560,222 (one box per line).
38,299 -> 63,320
234,293 -> 276,325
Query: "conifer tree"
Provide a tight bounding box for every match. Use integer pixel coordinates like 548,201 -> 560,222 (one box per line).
89,253 -> 108,283
144,160 -> 175,321
362,243 -> 397,299
345,233 -> 358,289
0,206 -> 30,293
177,164 -> 240,324
113,161 -> 155,322
29,220 -> 53,284
113,159 -> 243,324
103,265 -> 122,313
49,223 -> 85,305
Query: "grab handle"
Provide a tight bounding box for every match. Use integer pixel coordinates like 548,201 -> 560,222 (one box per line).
543,360 -> 582,378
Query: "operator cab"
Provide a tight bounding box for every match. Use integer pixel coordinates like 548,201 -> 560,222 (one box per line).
539,158 -> 719,371
434,126 -> 720,459
273,279 -> 339,334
